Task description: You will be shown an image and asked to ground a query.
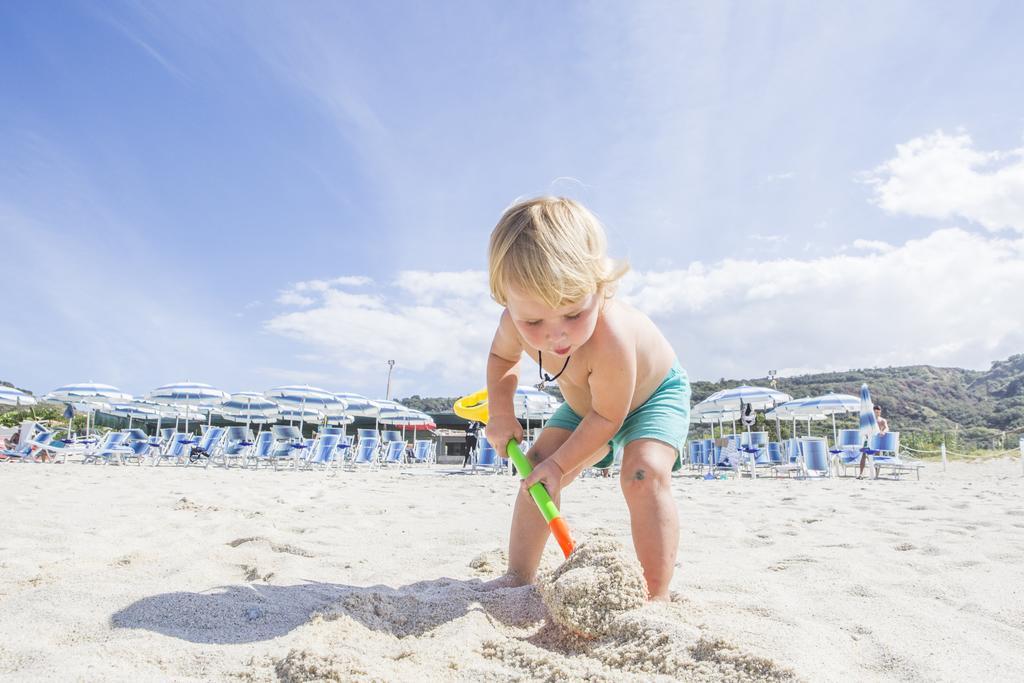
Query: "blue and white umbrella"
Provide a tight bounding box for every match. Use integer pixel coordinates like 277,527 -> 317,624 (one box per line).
378,408 -> 433,426
690,405 -> 741,437
46,382 -> 131,404
0,386 -> 38,408
705,385 -> 792,411
859,383 -> 879,446
515,385 -> 561,441
106,402 -> 162,429
768,393 -> 859,441
149,382 -> 229,434
46,382 -> 132,436
265,385 -> 346,433
378,407 -> 435,442
699,385 -> 792,438
326,413 -> 355,426
128,399 -> 188,436
368,401 -> 407,432
277,406 -> 325,424
333,392 -> 378,417
797,393 -> 858,442
218,392 -> 279,432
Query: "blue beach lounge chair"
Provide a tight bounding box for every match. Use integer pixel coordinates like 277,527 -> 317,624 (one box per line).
350,436 -> 380,470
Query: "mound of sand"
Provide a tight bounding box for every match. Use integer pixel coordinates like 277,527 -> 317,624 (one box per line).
539,540 -> 648,638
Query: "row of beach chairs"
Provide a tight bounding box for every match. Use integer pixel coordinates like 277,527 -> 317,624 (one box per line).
686,430 -> 923,480
1,423 -> 437,470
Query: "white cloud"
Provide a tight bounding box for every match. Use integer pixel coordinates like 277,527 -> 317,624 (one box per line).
851,239 -> 893,253
618,227 -> 1024,378
275,291 -> 315,307
864,130 -> 1024,232
263,228 -> 1024,389
265,274 -> 500,391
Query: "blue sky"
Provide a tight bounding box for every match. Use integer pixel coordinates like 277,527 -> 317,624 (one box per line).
4,1 -> 1024,400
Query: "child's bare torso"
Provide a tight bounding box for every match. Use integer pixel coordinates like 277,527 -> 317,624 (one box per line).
514,299 -> 677,417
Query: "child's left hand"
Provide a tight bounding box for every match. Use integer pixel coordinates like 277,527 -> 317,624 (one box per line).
522,458 -> 565,496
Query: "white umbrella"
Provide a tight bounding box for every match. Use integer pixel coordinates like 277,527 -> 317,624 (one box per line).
220,411 -> 278,436
265,385 -> 346,435
0,386 -> 40,430
691,405 -> 741,438
705,385 -> 792,411
277,406 -> 325,425
0,386 -> 38,408
219,392 -> 278,434
148,382 -> 228,435
701,385 -> 793,438
514,385 -> 561,441
333,392 -> 378,416
106,403 -> 162,430
779,393 -> 859,442
367,399 -> 407,434
46,383 -> 132,437
130,399 -> 184,437
378,408 -> 435,443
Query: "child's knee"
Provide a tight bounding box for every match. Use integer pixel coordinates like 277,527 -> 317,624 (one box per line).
620,452 -> 672,495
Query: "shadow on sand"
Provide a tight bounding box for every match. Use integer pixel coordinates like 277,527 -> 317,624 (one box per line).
110,577 -> 541,644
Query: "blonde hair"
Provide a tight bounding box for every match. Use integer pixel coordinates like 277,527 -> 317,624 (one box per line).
488,196 -> 629,308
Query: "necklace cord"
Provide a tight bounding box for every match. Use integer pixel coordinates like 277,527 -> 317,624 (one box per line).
537,350 -> 572,386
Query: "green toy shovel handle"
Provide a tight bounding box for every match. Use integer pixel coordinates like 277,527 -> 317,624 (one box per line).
506,439 -> 575,558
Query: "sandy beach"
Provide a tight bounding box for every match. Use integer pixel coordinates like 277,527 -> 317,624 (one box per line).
1,459 -> 1022,681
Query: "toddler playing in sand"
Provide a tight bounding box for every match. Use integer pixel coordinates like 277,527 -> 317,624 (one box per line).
482,196 -> 690,601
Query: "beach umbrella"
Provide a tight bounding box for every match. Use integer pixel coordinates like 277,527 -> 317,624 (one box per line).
0,386 -> 39,425
0,386 -> 38,408
766,399 -> 829,438
367,399 -> 408,433
378,408 -> 434,427
858,384 -> 879,447
148,382 -> 229,435
515,385 -> 561,441
220,411 -> 278,435
691,402 -> 741,438
276,406 -> 325,431
131,398 -> 186,436
219,392 -> 279,433
702,385 -> 792,437
105,402 -> 161,429
46,383 -> 132,436
705,385 -> 792,411
265,385 -> 346,435
333,392 -> 378,416
378,407 -> 435,442
62,402 -> 75,437
787,393 -> 859,442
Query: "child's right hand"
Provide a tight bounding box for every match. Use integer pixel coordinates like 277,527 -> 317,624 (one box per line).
485,413 -> 523,451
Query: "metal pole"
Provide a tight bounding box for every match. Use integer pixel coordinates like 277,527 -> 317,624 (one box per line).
941,441 -> 947,472
385,360 -> 396,400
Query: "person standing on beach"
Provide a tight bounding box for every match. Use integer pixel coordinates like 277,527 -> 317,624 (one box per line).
463,420 -> 479,467
481,196 -> 690,601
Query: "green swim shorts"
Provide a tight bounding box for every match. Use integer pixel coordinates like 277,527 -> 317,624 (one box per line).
544,361 -> 691,472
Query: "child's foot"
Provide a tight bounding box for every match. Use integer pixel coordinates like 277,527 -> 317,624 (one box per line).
478,572 -> 531,591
